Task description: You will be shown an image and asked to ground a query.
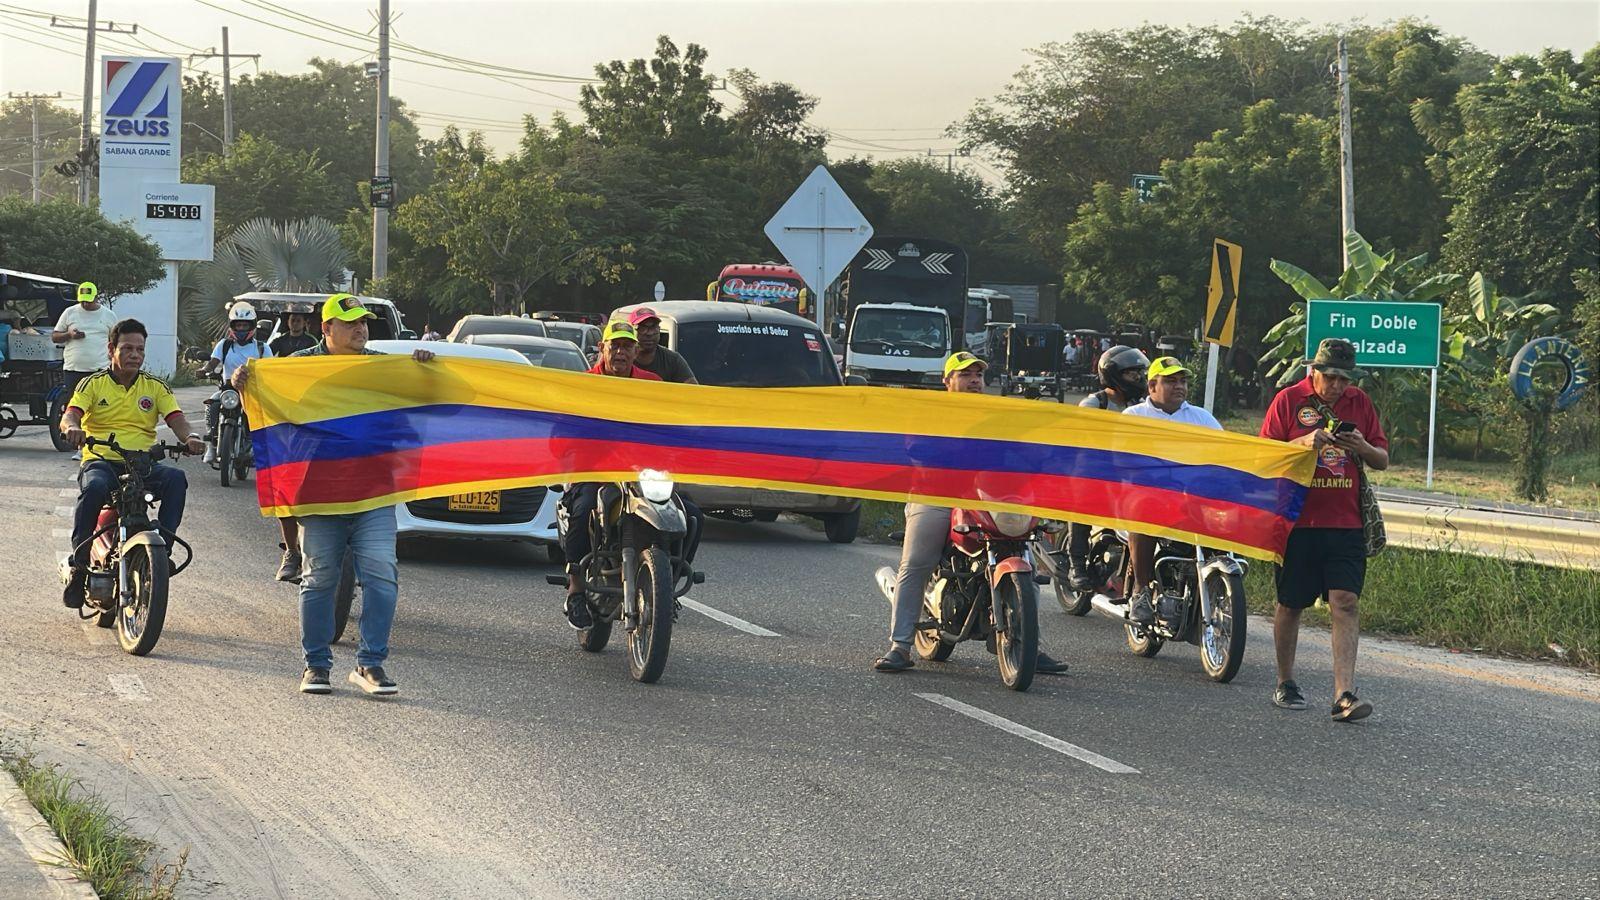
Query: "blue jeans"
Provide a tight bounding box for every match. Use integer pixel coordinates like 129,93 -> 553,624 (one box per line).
72,461 -> 187,565
299,507 -> 399,670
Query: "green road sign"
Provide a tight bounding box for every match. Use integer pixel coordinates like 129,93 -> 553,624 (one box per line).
1306,299 -> 1441,369
1131,174 -> 1166,203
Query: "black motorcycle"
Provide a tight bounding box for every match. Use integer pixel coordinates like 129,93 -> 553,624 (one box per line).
63,436 -> 195,656
547,471 -> 704,683
1046,525 -> 1250,683
207,382 -> 252,487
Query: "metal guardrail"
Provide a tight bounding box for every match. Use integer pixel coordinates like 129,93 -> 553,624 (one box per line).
1380,500 -> 1600,570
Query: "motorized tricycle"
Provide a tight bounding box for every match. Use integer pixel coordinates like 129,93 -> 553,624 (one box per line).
0,270 -> 74,451
991,323 -> 1066,401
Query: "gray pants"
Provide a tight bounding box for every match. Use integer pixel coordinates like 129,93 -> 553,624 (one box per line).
890,503 -> 951,646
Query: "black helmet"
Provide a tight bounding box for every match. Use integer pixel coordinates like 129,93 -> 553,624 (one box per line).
1098,345 -> 1151,402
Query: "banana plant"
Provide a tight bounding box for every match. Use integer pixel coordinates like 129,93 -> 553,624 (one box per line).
1445,272 -> 1562,369
1261,232 -> 1466,387
1259,232 -> 1469,459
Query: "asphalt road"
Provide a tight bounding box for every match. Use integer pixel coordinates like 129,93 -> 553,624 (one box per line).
1,398 -> 1597,899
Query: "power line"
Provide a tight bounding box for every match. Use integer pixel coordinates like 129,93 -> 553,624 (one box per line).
0,30 -> 79,57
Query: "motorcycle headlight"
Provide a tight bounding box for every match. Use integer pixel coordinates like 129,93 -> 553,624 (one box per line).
142,492 -> 156,504
638,468 -> 674,503
219,389 -> 241,410
991,512 -> 1035,537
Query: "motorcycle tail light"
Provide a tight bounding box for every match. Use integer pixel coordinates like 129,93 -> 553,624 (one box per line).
991,512 -> 1035,537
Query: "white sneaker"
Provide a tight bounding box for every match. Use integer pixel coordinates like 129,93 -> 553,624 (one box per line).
203,444 -> 216,466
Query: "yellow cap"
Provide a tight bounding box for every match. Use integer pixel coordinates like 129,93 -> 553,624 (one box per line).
943,351 -> 986,377
602,320 -> 639,343
1147,356 -> 1192,379
76,281 -> 98,302
321,293 -> 376,323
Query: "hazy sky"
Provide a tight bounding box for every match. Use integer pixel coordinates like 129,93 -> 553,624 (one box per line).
4,0 -> 1596,168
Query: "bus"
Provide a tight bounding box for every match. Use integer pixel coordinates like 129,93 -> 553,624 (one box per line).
706,263 -> 812,319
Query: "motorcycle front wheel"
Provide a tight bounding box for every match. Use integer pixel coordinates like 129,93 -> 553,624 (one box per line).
995,572 -> 1038,692
117,544 -> 168,656
1050,532 -> 1091,617
914,598 -> 954,661
218,423 -> 235,487
1199,569 -> 1248,683
627,546 -> 675,683
231,426 -> 250,483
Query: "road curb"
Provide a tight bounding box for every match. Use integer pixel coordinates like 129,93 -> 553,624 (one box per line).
0,771 -> 98,899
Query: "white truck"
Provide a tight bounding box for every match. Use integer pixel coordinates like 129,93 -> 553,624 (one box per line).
841,302 -> 952,388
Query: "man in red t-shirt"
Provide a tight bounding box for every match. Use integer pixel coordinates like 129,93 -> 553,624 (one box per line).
1260,338 -> 1389,722
563,321 -> 662,629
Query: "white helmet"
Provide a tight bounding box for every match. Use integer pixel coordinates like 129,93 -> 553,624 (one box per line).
229,301 -> 258,323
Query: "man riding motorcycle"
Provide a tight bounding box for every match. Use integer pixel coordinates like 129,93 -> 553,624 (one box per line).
560,320 -> 663,629
200,302 -> 272,465
1121,356 -> 1224,624
1066,345 -> 1150,589
874,351 -> 1069,675
59,318 -> 205,608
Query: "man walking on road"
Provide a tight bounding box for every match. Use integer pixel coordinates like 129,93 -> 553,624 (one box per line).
1260,339 -> 1388,722
52,282 -> 120,454
874,352 -> 1070,676
233,294 -> 434,696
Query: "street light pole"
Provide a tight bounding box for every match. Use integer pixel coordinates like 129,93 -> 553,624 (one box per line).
371,0 -> 391,283
1337,34 -> 1356,268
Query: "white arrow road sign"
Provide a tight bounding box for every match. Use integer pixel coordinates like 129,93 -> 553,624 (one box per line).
764,165 -> 874,326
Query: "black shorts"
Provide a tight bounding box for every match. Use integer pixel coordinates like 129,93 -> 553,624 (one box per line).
1274,528 -> 1366,609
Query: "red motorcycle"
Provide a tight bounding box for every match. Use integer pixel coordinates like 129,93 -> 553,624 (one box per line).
876,509 -> 1051,691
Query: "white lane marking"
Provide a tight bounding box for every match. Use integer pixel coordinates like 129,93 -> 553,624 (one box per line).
915,692 -> 1140,774
679,597 -> 780,637
107,674 -> 151,702
58,488 -> 77,497
54,506 -> 75,518
52,527 -> 71,538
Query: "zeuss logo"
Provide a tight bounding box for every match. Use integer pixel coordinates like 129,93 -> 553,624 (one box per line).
103,60 -> 173,138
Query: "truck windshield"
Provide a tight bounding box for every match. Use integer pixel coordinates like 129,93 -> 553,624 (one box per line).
674,320 -> 842,387
849,309 -> 948,357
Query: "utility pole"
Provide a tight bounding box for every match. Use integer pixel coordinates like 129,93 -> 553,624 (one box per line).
1337,34 -> 1356,268
189,28 -> 260,152
7,92 -> 62,204
371,0 -> 391,282
927,147 -> 970,175
51,5 -> 138,205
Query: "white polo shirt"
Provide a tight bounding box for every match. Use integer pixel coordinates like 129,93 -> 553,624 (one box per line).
54,302 -> 120,372
211,337 -> 273,381
1122,399 -> 1223,431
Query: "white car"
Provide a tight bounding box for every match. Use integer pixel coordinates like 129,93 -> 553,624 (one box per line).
367,340 -> 562,560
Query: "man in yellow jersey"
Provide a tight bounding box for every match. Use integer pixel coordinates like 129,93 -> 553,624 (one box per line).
59,318 -> 204,609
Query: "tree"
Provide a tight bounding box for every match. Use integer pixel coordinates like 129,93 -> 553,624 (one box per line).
960,21 -> 1329,271
182,133 -> 341,235
182,61 -> 431,213
0,98 -> 79,201
397,136 -> 611,313
1441,49 -> 1599,305
0,197 -> 162,297
1061,100 -> 1337,340
579,36 -> 730,156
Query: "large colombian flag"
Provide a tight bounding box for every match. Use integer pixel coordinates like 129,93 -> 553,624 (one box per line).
244,356 -> 1314,561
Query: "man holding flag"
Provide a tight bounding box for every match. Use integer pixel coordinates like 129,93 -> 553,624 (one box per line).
234,294 -> 434,696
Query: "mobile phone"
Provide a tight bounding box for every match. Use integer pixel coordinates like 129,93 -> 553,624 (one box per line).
1334,421 -> 1357,435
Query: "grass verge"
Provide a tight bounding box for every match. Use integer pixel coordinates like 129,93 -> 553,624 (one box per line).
1243,547 -> 1599,671
0,744 -> 186,900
